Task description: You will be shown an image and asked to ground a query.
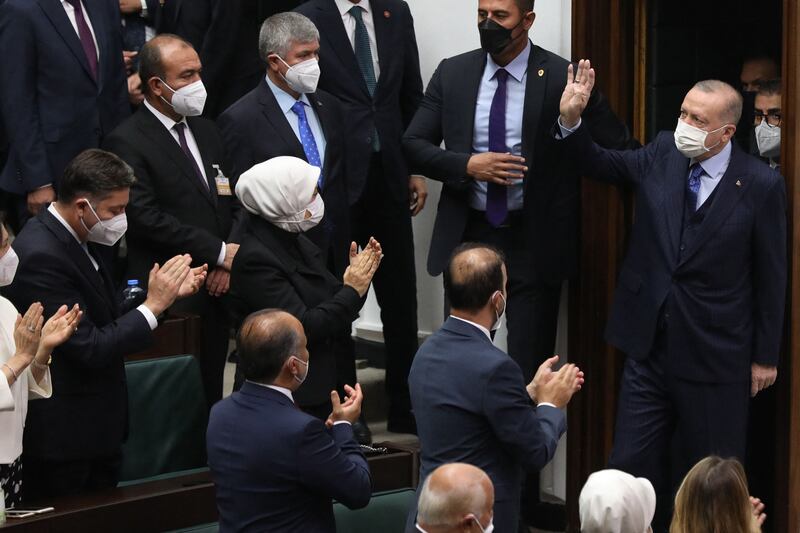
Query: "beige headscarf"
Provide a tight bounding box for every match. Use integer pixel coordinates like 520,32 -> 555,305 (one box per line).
579,469 -> 656,533
235,156 -> 322,231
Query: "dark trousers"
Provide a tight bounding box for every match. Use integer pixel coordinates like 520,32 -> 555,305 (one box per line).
350,153 -> 419,419
608,340 -> 749,532
22,452 -> 122,502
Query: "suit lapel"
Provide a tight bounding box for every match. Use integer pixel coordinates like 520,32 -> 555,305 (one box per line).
40,211 -> 115,316
308,92 -> 336,192
371,0 -> 391,96
135,106 -> 216,206
520,45 -> 548,190
658,150 -> 690,265
186,117 -> 219,206
82,0 -> 106,89
38,0 -> 97,85
452,51 -> 487,153
677,145 -> 752,267
315,1 -> 371,100
257,81 -> 307,160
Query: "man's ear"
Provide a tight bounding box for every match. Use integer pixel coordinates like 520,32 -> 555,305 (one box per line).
524,11 -> 536,29
148,76 -> 164,98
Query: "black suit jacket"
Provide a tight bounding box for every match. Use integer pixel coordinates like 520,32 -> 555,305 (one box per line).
228,216 -> 363,406
4,210 -> 154,460
402,44 -> 633,280
295,0 -> 423,204
103,104 -> 246,280
562,125 -> 787,383
218,80 -> 350,275
0,0 -> 129,194
207,382 -> 371,532
407,318 -> 566,533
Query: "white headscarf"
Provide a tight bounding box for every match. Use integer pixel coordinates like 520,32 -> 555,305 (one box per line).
579,469 -> 656,533
235,156 -> 324,233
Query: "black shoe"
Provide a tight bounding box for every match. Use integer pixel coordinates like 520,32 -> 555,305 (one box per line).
386,414 -> 417,435
352,418 -> 372,445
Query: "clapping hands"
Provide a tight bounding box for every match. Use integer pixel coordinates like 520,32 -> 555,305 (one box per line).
343,238 -> 383,297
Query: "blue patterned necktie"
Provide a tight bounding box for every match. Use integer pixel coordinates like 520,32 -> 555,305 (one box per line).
687,163 -> 704,212
486,69 -> 509,227
291,101 -> 324,188
349,6 -> 380,151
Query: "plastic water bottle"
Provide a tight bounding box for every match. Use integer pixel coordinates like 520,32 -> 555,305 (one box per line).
122,280 -> 144,305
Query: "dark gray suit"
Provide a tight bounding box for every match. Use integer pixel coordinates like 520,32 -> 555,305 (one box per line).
407,317 -> 566,533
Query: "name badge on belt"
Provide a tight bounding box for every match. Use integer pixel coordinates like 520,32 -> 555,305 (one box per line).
212,164 -> 232,196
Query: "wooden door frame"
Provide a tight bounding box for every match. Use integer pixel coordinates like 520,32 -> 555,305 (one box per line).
567,0 -> 799,530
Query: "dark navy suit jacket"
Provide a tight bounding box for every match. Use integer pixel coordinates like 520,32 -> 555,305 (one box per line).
561,124 -> 787,383
4,209 -> 154,461
407,317 -> 566,533
207,382 -> 372,533
0,0 -> 129,194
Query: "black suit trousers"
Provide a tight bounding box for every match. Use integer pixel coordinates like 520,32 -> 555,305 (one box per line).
350,153 -> 418,417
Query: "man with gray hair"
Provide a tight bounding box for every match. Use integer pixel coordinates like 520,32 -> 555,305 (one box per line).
416,463 -> 495,533
558,63 -> 787,529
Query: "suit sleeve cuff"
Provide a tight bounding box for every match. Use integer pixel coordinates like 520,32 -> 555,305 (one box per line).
217,242 -> 226,267
556,117 -> 582,138
136,305 -> 159,330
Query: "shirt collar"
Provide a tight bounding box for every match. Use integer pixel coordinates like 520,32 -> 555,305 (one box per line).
692,140 -> 732,179
143,99 -> 187,132
47,204 -> 82,244
265,75 -> 311,114
486,39 -> 531,83
246,380 -> 295,402
336,0 -> 371,17
450,315 -> 492,341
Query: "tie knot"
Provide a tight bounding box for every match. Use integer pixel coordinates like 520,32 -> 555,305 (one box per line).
349,5 -> 364,21
689,163 -> 704,181
173,122 -> 186,133
291,101 -> 306,116
65,0 -> 81,8
494,69 -> 509,84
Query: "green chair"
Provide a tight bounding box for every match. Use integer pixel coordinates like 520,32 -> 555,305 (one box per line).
334,488 -> 417,533
119,354 -> 208,483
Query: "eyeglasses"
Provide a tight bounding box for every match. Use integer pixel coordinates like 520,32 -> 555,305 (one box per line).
753,111 -> 782,127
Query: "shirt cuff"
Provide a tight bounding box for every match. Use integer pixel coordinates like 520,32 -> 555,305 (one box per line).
139,0 -> 148,17
136,304 -> 159,330
537,402 -> 557,409
217,242 -> 226,267
333,420 -> 352,426
557,117 -> 582,138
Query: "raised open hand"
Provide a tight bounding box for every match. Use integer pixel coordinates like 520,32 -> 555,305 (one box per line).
559,59 -> 595,129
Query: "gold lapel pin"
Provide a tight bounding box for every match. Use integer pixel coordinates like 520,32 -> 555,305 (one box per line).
538,69 -> 544,77
736,179 -> 742,187
384,10 -> 391,18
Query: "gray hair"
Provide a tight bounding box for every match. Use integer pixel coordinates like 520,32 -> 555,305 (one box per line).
258,12 -> 320,62
692,79 -> 744,125
417,470 -> 488,525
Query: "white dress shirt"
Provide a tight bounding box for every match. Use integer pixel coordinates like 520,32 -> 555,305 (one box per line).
265,75 -> 327,168
690,141 -> 732,209
334,0 -> 381,80
60,0 -> 100,60
0,297 -> 52,464
47,204 -> 158,329
470,40 -> 531,212
143,100 -> 226,267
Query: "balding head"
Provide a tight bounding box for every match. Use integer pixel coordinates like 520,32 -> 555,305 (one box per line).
236,309 -> 305,384
690,80 -> 744,125
417,463 -> 494,532
741,55 -> 780,93
139,34 -> 197,97
444,243 -> 506,313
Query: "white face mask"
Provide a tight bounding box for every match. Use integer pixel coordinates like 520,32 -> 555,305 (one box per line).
755,120 -> 781,159
291,355 -> 309,385
491,291 -> 506,332
0,247 -> 19,287
277,56 -> 321,94
470,515 -> 495,533
159,78 -> 207,116
79,200 -> 128,246
673,119 -> 729,159
274,194 -> 325,233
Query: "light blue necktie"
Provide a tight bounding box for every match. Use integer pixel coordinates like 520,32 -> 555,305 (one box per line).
290,101 -> 324,188
687,163 -> 704,212
349,6 -> 380,152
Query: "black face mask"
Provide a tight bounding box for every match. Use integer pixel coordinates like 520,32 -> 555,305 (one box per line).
478,17 -> 525,56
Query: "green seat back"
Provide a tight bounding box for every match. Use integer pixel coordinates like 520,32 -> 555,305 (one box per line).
334,489 -> 417,533
120,355 -> 208,483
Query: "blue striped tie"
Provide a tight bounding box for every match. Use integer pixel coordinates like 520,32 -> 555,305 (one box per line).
349,6 -> 380,152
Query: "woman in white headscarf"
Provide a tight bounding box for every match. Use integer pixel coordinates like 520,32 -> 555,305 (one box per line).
0,222 -> 83,508
229,157 -> 381,437
579,469 -> 656,533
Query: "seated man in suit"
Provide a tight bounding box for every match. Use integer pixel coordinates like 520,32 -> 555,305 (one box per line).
3,148 -> 207,499
207,309 -> 371,533
408,243 -> 584,533
218,11 -> 349,277
415,463 -> 495,533
104,34 -> 246,407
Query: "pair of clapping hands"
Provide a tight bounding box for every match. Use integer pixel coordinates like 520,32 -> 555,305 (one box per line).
527,355 -> 585,408
12,303 -> 83,370
343,237 -> 383,297
142,254 -> 208,316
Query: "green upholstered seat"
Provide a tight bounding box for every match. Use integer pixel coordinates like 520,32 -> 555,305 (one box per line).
334,488 -> 417,533
119,355 -> 208,483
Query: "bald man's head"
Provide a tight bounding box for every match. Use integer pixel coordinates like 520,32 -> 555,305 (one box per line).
236,309 -> 302,383
444,243 -> 506,312
417,463 -> 494,530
